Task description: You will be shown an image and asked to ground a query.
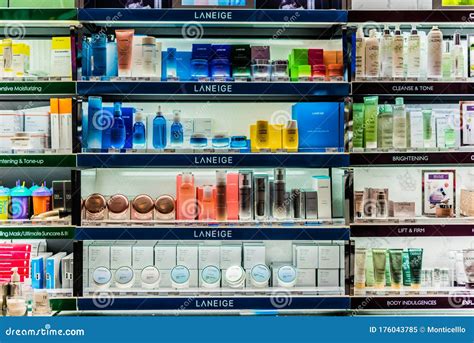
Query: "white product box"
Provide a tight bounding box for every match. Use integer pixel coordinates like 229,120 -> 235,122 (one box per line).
296,269 -> 316,287
23,110 -> 50,134
0,111 -> 23,133
461,102 -> 474,146
88,245 -> 110,269
243,243 -> 265,269
340,269 -> 345,287
111,244 -> 133,269
318,245 -> 340,269
193,118 -> 213,136
133,242 -> 155,270
0,134 -> 12,153
409,110 -> 424,148
154,244 -> 176,269
339,244 -> 345,269
312,176 -> 332,219
317,269 -> 340,287
220,244 -> 242,269
159,269 -> 172,288
46,252 -> 67,289
293,244 -> 319,269
177,245 -> 199,269
199,245 -> 220,269
189,269 -> 199,288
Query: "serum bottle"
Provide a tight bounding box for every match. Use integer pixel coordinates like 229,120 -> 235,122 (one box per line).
110,102 -> 126,149
239,171 -> 254,221
254,175 -> 269,221
273,168 -> 287,220
152,106 -> 167,149
132,110 -> 146,149
452,31 -> 465,80
216,171 -> 227,221
170,110 -> 184,147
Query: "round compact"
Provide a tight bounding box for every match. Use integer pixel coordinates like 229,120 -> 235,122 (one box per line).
114,267 -> 135,289
277,265 -> 297,288
132,194 -> 154,214
107,194 -> 129,220
92,267 -> 112,288
171,265 -> 190,289
225,266 -> 246,289
200,266 -> 221,289
154,195 -> 176,220
250,264 -> 271,288
84,193 -> 107,220
140,266 -> 160,289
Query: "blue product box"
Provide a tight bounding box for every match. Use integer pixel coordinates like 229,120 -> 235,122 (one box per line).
162,51 -> 192,81
291,102 -> 344,152
46,252 -> 66,289
31,255 -> 46,289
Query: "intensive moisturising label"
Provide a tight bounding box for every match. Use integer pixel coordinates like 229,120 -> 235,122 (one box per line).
0,82 -> 75,95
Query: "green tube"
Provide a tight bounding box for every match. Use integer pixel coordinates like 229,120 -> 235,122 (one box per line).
389,249 -> 403,289
408,248 -> 423,289
422,109 -> 432,147
352,103 -> 365,149
354,248 -> 367,289
372,248 -> 387,289
363,96 -> 379,149
385,251 -> 392,287
365,250 -> 375,287
402,251 -> 411,286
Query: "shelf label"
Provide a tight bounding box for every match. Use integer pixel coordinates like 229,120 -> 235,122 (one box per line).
193,229 -> 233,239
392,155 -> 429,163
0,82 -> 75,95
194,11 -> 232,20
0,155 -> 76,168
392,85 -> 434,93
193,155 -> 234,165
193,84 -> 233,94
353,296 -> 474,309
194,299 -> 235,309
0,227 -> 74,239
397,227 -> 425,235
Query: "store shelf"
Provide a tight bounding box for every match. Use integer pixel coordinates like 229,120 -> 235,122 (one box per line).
351,223 -> 474,237
349,10 -> 474,25
75,226 -> 349,241
351,295 -> 474,310
77,81 -> 349,100
77,153 -> 349,168
351,81 -> 474,97
0,154 -> 76,168
0,82 -> 76,99
79,9 -> 347,27
78,296 -> 349,311
350,151 -> 474,166
0,226 -> 74,240
0,8 -> 77,25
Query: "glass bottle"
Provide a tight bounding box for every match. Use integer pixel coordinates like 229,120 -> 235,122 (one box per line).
152,106 -> 167,149
442,40 -> 453,81
452,31 -> 465,80
170,110 -> 184,147
110,102 -> 126,149
377,104 -> 393,150
132,110 -> 146,149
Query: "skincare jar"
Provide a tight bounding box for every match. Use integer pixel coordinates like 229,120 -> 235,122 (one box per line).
84,193 -> 107,221
327,64 -> 344,81
107,194 -> 130,220
131,194 -> 154,220
250,264 -> 271,288
190,133 -> 208,148
225,266 -> 246,288
277,265 -> 297,288
7,296 -> 27,316
154,195 -> 176,220
251,59 -> 271,81
200,265 -> 221,289
141,266 -> 160,289
114,267 -> 135,289
311,64 -> 327,81
230,136 -> 248,149
92,267 -> 112,289
32,290 -> 51,316
212,133 -> 230,148
463,250 -> 474,289
271,60 -> 289,81
436,204 -> 454,218
171,265 -> 190,289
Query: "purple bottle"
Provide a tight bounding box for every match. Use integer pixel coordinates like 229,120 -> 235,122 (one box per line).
10,181 -> 31,220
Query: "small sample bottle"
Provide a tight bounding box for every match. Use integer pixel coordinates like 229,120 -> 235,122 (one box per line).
272,168 -> 287,220
216,171 -> 227,221
110,102 -> 126,149
132,110 -> 146,149
170,110 -> 184,147
152,106 -> 167,149
239,171 -> 253,221
283,120 -> 298,152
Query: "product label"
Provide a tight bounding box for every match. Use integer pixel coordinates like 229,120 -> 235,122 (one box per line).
193,229 -> 233,239
0,227 -> 73,239
193,155 -> 234,165
0,155 -> 76,167
194,11 -> 232,20
195,299 -> 235,308
193,84 -> 233,94
0,82 -> 75,95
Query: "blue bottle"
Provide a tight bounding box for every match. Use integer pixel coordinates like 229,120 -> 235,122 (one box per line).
165,48 -> 178,80
170,110 -> 184,146
82,38 -> 91,78
110,102 -> 126,149
91,34 -> 107,77
153,106 -> 167,149
106,41 -> 118,78
87,96 -> 103,149
133,111 -> 147,149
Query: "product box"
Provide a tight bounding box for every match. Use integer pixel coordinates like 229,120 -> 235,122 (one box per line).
460,102 -> 474,146
422,170 -> 456,216
161,51 -> 192,81
0,111 -> 23,134
177,244 -> 198,269
291,103 -> 344,152
317,269 -> 340,287
243,243 -> 265,269
193,118 -> 213,137
31,252 -> 52,289
220,244 -> 242,269
409,110 -> 424,148
198,245 -> 220,269
318,245 -> 340,269
159,269 -> 172,288
133,242 -> 155,270
111,243 -> 133,269
23,110 -> 50,134
154,244 -> 176,269
46,252 -> 67,289
88,244 -> 110,269
388,201 -> 416,218
460,189 -> 474,217
189,269 -> 199,288
312,176 -> 332,219
293,243 -> 318,269
296,269 -> 316,287
61,253 -> 74,289
304,190 -> 318,219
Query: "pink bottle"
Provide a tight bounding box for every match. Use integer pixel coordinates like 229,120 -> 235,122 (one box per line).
177,173 -> 196,220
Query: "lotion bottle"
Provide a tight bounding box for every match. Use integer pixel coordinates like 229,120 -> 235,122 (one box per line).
427,26 -> 443,80
452,31 -> 465,80
407,25 -> 421,79
392,26 -> 404,79
355,26 -> 366,80
380,25 -> 393,80
365,29 -> 380,79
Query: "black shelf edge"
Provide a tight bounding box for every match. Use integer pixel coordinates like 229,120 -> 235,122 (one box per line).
350,152 -> 474,166
351,82 -> 474,96
75,227 -> 350,241
351,296 -> 474,310
77,153 -> 349,168
351,223 -> 474,237
0,154 -> 76,168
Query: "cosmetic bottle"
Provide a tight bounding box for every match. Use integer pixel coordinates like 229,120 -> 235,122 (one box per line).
152,106 -> 167,149
283,120 -> 298,152
251,59 -> 271,81
355,26 -> 366,80
392,97 -> 407,149
442,40 -> 453,81
107,194 -> 129,220
191,44 -> 211,81
32,184 -> 51,216
100,106 -> 113,150
427,26 -> 443,80
82,38 -> 91,78
291,188 -> 304,219
170,110 -> 184,147
407,25 -> 421,79
365,29 -> 380,79
423,109 -> 433,148
87,96 -> 103,149
380,25 -> 393,80
231,45 -> 251,81
230,136 -> 248,149
255,120 -> 270,151
84,193 -> 107,221
141,36 -> 156,78
165,48 -> 178,81
215,171 -> 227,221
106,40 -> 118,78
190,133 -> 208,148
392,26 -> 404,79
198,185 -> 215,221
10,181 -> 31,220
254,175 -> 269,221
453,31 -> 465,80
110,102 -> 126,149
271,60 -> 289,81
131,194 -> 154,221
32,290 -> 51,316
91,34 -> 107,77
239,171 -> 253,221
377,104 -> 393,149
177,173 -> 196,220
132,110 -> 146,149
154,195 -> 175,220
116,29 -> 134,77
212,133 -> 230,148
272,168 -> 287,220
364,96 -> 379,149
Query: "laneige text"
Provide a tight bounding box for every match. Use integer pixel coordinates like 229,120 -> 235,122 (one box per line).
193,84 -> 233,93
195,299 -> 234,308
194,156 -> 234,165
194,11 -> 232,20
193,230 -> 233,238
